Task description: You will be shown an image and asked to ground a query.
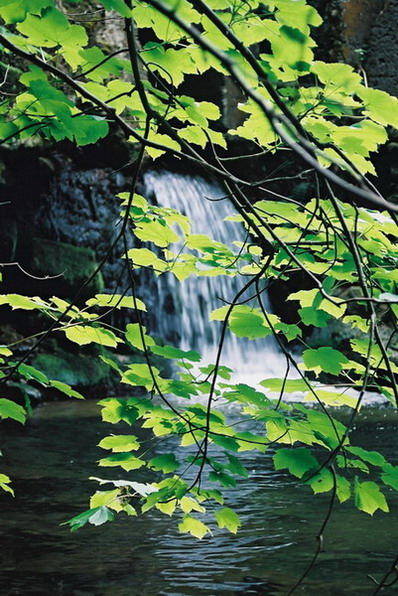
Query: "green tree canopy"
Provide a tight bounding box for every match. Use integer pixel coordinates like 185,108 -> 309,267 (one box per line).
1,0 -> 398,589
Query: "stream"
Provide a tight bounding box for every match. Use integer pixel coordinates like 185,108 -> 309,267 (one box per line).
0,400 -> 397,596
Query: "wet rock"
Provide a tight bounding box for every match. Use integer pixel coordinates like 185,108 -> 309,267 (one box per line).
363,0 -> 398,95
314,0 -> 398,95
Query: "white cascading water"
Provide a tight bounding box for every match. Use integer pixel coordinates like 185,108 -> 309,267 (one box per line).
143,170 -> 387,404
143,170 -> 287,384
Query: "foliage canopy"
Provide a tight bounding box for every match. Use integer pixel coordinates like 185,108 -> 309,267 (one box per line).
1,0 -> 398,589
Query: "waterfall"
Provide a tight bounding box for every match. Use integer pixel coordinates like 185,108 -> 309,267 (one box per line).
143,170 -> 286,383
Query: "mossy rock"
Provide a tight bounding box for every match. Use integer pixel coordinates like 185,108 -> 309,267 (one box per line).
32,349 -> 109,388
30,237 -> 104,298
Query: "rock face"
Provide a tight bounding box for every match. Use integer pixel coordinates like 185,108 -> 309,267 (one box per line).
361,0 -> 398,95
316,0 -> 398,96
0,141 -> 136,301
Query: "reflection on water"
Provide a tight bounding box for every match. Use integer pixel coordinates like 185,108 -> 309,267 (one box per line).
0,401 -> 397,596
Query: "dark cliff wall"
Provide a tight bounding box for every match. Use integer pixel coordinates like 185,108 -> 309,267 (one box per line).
362,0 -> 398,95
0,142 -> 130,299
316,0 -> 398,96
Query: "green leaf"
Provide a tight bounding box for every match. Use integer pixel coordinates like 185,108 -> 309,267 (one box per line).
99,0 -> 131,17
274,447 -> 318,478
99,398 -> 139,425
306,467 -> 334,494
356,85 -> 398,129
70,116 -> 109,146
381,465 -> 398,490
178,514 -> 210,539
186,234 -> 230,254
145,131 -> 181,160
229,312 -> 270,340
215,507 -> 241,534
143,45 -> 198,87
302,347 -> 349,375
0,346 -> 12,357
17,6 -> 88,49
312,61 -> 361,91
63,507 -> 102,531
0,0 -> 53,24
125,323 -> 155,351
208,470 -> 236,487
98,453 -> 144,471
151,344 -> 201,362
149,454 -> 179,473
347,447 -> 386,467
49,380 -> 84,400
179,125 -> 207,148
63,506 -> 115,531
0,398 -> 26,423
209,305 -> 233,321
336,475 -> 351,503
18,363 -> 49,385
28,79 -> 73,119
225,453 -> 248,477
86,294 -> 146,311
122,363 -> 158,390
0,294 -> 46,310
63,325 -> 120,348
210,434 -> 240,452
275,321 -> 302,340
0,473 -> 14,496
134,219 -> 180,247
298,307 -> 330,327
303,389 -> 358,408
354,480 -> 389,515
180,496 -> 205,514
98,434 -> 140,452
90,489 -> 121,510
224,383 -> 270,407
260,378 -> 309,393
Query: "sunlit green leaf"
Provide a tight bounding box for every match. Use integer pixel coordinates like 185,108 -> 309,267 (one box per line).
86,294 -> 146,311
63,325 -> 120,348
354,479 -> 389,515
98,434 -> 140,452
215,507 -> 241,534
0,473 -> 14,495
49,380 -> 84,400
302,347 -> 349,375
0,398 -> 26,424
179,514 -> 210,539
